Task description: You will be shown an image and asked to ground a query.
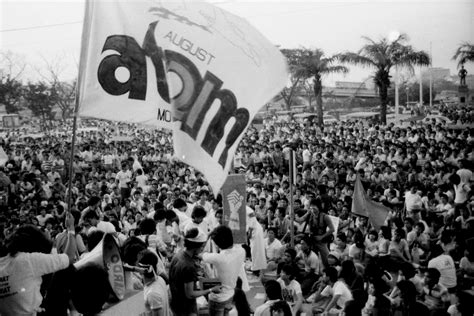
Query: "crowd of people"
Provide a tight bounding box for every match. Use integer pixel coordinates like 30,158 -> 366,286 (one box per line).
0,102 -> 473,316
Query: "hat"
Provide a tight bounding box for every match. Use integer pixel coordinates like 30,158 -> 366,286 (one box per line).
184,227 -> 207,243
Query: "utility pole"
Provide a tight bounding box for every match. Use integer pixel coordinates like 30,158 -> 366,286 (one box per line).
429,42 -> 433,107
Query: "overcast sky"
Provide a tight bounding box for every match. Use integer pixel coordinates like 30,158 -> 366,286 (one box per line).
1,0 -> 473,85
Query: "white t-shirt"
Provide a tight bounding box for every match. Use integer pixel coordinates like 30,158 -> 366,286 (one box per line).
144,276 -> 170,316
0,252 -> 69,316
175,211 -> 192,234
102,154 -> 114,165
298,250 -> 320,275
115,170 -> 132,188
202,245 -> 246,302
428,254 -> 457,289
265,238 -> 283,261
405,191 -> 423,213
254,299 -> 280,316
136,174 -> 148,190
277,278 -> 302,306
89,221 -> 116,235
454,183 -> 470,204
321,280 -> 353,309
302,149 -> 311,163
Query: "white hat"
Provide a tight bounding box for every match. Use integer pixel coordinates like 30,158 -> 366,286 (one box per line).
184,227 -> 207,243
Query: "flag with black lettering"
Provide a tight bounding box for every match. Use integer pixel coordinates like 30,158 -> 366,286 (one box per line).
77,0 -> 288,193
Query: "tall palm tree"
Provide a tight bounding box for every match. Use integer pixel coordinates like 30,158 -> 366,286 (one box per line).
284,48 -> 348,127
339,34 -> 430,124
453,42 -> 474,67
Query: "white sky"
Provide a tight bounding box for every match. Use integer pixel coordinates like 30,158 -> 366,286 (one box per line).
1,0 -> 473,85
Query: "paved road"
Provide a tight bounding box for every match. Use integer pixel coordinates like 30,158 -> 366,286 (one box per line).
246,272 -> 266,311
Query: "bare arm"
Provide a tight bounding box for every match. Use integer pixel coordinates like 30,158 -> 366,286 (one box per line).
323,215 -> 335,238
150,308 -> 164,316
294,211 -> 309,224
323,294 -> 341,314
64,212 -> 78,265
184,282 -> 221,300
293,291 -> 303,316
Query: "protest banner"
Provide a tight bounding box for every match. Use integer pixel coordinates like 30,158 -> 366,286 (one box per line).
77,0 -> 288,193
222,174 -> 247,243
351,176 -> 390,231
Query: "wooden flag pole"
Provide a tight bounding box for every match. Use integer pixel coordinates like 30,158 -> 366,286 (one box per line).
289,149 -> 295,248
65,93 -> 80,214
66,0 -> 90,214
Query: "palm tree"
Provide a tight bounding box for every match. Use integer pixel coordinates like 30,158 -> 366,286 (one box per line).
283,48 -> 348,127
339,34 -> 430,124
453,42 -> 474,67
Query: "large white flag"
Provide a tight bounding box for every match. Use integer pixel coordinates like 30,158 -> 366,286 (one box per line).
77,0 -> 288,193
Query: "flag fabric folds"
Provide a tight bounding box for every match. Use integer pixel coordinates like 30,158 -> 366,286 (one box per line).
77,0 -> 288,193
0,147 -> 8,166
351,175 -> 390,231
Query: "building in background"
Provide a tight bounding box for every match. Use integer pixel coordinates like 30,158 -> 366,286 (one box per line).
421,67 -> 450,82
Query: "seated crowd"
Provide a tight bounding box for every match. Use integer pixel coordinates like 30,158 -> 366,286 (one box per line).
0,103 -> 473,316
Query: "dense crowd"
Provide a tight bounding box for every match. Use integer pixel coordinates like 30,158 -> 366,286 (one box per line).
0,102 -> 473,316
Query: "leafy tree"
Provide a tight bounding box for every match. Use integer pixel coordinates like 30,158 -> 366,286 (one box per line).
279,49 -> 305,110
453,42 -> 474,67
0,51 -> 27,113
289,48 -> 348,127
35,55 -> 76,120
339,34 -> 430,124
24,82 -> 57,130
51,80 -> 76,120
0,76 -> 23,113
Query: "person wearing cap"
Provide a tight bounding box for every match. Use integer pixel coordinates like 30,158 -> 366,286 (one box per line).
169,227 -> 222,316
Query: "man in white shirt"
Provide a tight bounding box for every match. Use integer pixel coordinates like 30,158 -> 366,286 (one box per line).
428,245 -> 457,291
115,163 -> 132,199
405,185 -> 423,218
434,194 -> 454,217
138,249 -> 170,316
83,209 -> 116,235
202,225 -> 246,315
264,227 -> 283,272
102,150 -> 115,170
277,264 -> 303,315
296,236 -> 320,296
457,160 -> 473,184
172,198 -> 191,235
317,267 -> 353,315
302,144 -> 312,170
135,168 -> 149,192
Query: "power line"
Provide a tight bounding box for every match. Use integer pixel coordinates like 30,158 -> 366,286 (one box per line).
0,2 -> 366,33
0,21 -> 82,33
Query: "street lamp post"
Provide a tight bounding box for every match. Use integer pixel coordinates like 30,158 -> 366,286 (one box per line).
406,87 -> 409,108
388,31 -> 401,122
395,66 -> 399,120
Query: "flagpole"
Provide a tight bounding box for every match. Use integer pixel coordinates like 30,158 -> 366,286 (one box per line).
66,0 -> 90,213
66,98 -> 79,213
289,149 -> 295,248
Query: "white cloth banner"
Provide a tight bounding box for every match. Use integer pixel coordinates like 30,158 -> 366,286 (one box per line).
77,0 -> 288,193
